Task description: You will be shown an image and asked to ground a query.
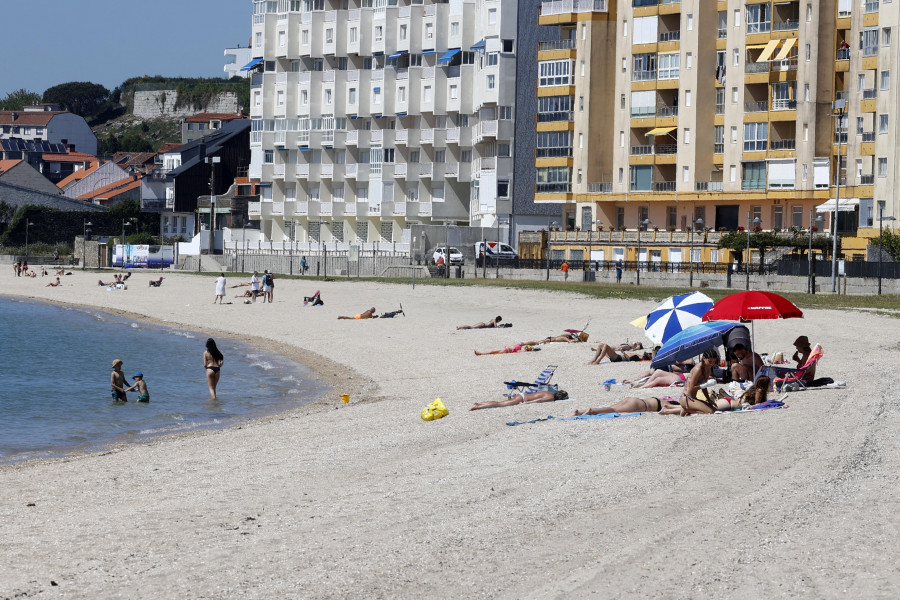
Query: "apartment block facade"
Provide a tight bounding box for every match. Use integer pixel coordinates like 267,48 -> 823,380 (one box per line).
535,0 -> 899,262
248,0 -> 527,247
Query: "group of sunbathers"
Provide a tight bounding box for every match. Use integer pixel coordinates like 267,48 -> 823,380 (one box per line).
98,273 -> 131,287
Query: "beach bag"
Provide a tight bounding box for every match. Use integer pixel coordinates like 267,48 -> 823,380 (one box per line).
421,398 -> 449,421
264,273 -> 273,286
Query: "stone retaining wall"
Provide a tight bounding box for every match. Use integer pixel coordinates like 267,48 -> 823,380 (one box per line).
133,91 -> 239,119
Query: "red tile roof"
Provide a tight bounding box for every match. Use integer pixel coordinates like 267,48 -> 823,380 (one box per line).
0,159 -> 22,175
157,142 -> 183,154
77,175 -> 142,200
185,112 -> 246,123
113,152 -> 157,166
0,110 -> 64,126
56,161 -> 102,188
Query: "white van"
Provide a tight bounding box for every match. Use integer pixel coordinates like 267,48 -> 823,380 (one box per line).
475,242 -> 517,260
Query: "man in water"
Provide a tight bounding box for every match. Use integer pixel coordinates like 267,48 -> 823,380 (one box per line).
110,359 -> 130,402
126,372 -> 150,402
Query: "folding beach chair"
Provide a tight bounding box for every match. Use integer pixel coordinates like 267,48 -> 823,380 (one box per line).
503,365 -> 558,398
765,344 -> 823,392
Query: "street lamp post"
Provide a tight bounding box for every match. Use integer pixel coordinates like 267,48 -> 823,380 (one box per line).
807,210 -> 824,294
636,218 -> 650,286
24,221 -> 34,262
745,213 -> 761,290
689,216 -> 704,287
495,215 -> 508,279
546,220 -> 558,280
122,219 -> 132,270
82,220 -> 92,270
878,206 -> 896,295
832,99 -> 846,293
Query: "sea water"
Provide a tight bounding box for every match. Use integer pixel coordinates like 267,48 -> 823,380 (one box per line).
0,297 -> 328,464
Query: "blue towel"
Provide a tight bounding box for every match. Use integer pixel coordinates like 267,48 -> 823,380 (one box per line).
749,400 -> 787,410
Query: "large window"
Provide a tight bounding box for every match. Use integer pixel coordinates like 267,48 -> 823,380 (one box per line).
630,165 -> 653,191
538,60 -> 575,87
861,27 -> 879,57
658,53 -> 680,80
632,53 -> 656,81
744,122 -> 768,151
536,131 -> 573,158
631,91 -> 656,117
537,95 -> 574,121
742,161 -> 767,190
746,3 -> 771,34
536,166 -> 571,193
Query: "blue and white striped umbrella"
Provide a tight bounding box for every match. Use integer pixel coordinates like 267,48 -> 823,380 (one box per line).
643,292 -> 715,345
651,321 -> 741,369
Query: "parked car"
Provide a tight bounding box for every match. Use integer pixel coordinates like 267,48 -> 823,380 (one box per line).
433,246 -> 464,265
475,242 -> 517,260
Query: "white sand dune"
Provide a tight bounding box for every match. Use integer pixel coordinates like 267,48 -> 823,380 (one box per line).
1,269 -> 897,599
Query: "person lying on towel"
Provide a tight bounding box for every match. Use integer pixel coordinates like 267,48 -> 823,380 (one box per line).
588,343 -> 655,365
471,389 -> 568,411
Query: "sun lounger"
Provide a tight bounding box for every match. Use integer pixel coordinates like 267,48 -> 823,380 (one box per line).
503,364 -> 558,397
764,344 -> 823,392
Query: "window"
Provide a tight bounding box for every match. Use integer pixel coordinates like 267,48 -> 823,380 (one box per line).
487,52 -> 499,66
878,157 -> 888,177
683,128 -> 691,145
792,206 -> 803,228
734,9 -> 741,27
686,52 -> 693,69
580,60 -> 585,76
742,161 -> 766,190
687,14 -> 694,30
539,59 -> 575,86
744,122 -> 768,151
714,125 -> 724,152
449,84 -> 458,100
350,27 -> 358,43
536,131 -> 573,158
499,106 -> 512,119
880,114 -> 889,133
488,8 -> 497,25
425,22 -> 434,39
861,27 -> 879,56
255,32 -> 262,47
683,166 -> 690,182
502,39 -> 514,53
451,22 -> 459,37
857,116 -> 864,135
805,43 -> 811,61
733,48 -> 739,66
277,90 -> 285,106
301,29 -> 309,45
399,24 -> 407,41
373,88 -> 381,104
279,31 -> 286,46
632,53 -> 656,80
658,52 -> 680,80
398,86 -> 406,103
633,16 -> 658,45
732,87 -> 738,103
630,165 -> 653,191
254,91 -> 261,107
882,70 -> 891,90
884,27 -> 892,46
325,28 -> 334,44
423,85 -> 433,103
349,87 -> 356,104
498,143 -> 510,157
375,25 -> 383,42
731,126 -> 738,143
264,150 -> 274,163
804,83 -> 810,102
802,164 -> 808,182
324,89 -> 332,105
746,3 -> 770,33
685,90 -> 692,107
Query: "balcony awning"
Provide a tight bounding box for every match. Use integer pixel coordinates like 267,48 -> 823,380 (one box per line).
422,49 -> 436,55
775,37 -> 796,60
746,43 -> 769,50
373,87 -> 381,92
240,57 -> 264,71
756,39 -> 780,62
645,126 -> 676,137
388,50 -> 407,59
395,112 -> 407,117
439,48 -> 461,62
816,197 -> 860,213
471,40 -> 486,50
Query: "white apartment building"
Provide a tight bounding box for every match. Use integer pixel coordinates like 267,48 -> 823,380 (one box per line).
247,0 -> 520,247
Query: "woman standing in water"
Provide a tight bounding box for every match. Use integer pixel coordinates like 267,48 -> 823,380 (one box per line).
203,338 -> 224,399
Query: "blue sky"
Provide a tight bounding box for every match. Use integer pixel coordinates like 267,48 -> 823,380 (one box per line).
0,0 -> 252,97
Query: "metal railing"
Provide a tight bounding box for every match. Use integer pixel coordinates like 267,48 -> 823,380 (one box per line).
588,182 -> 613,193
745,100 -> 769,112
772,99 -> 797,110
862,131 -> 876,142
770,139 -> 796,150
773,19 -> 799,31
836,47 -> 851,60
657,105 -> 678,117
863,88 -> 878,99
536,182 -> 572,193
539,39 -> 577,51
659,30 -> 681,42
696,181 -> 723,192
653,181 -> 677,191
538,111 -> 575,122
860,174 -> 875,184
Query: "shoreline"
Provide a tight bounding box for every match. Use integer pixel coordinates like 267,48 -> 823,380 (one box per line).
1,270 -> 897,598
0,293 -> 379,468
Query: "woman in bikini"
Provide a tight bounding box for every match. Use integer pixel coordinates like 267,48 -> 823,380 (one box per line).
203,338 -> 224,400
470,389 -> 568,410
587,343 -> 653,365
569,394 -> 682,416
674,348 -> 721,416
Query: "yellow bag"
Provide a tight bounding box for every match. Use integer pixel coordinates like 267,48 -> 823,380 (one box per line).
421,398 -> 449,421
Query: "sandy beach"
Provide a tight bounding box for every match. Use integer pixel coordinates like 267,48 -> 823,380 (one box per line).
1,269 -> 897,599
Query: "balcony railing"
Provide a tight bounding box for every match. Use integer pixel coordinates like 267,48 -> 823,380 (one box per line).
747,22 -> 771,34
538,111 -> 575,122
536,182 -> 572,193
860,174 -> 875,184
588,182 -> 612,193
540,0 -> 609,16
632,70 -> 657,82
772,58 -> 798,72
631,108 -> 656,118
539,39 -> 577,51
714,143 -> 724,153
655,144 -> 677,154
653,181 -> 677,191
773,19 -> 799,31
657,105 -> 678,118
772,99 -> 797,110
836,47 -> 851,60
696,181 -> 724,192
395,129 -> 408,144
631,145 -> 654,156
863,88 -> 878,99
537,147 -> 574,158
717,28 -> 727,39
745,100 -> 769,112
659,30 -> 681,42
745,62 -> 770,74
770,139 -> 796,150
715,103 -> 725,115
862,131 -> 876,142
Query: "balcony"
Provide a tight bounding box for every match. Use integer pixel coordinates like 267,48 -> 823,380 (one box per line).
632,70 -> 657,82
588,182 -> 612,193
653,181 -> 677,191
714,143 -> 724,153
771,58 -> 798,72
345,130 -> 359,145
696,181 -> 723,192
773,19 -> 799,32
272,202 -> 284,216
540,0 -> 609,16
836,47 -> 851,61
345,163 -> 357,179
536,182 -> 572,193
320,164 -> 334,179
745,100 -> 769,113
659,30 -> 681,42
275,131 -> 287,146
745,62 -> 770,74
717,28 -> 727,39
370,130 -> 383,144
394,163 -> 407,178
475,157 -> 497,171
248,202 -> 261,217
769,139 -> 796,150
536,147 -> 573,158
419,163 -> 433,178
862,131 -> 876,142
420,129 -> 434,144
273,164 -> 286,179
445,127 -> 460,143
395,129 -> 408,145
860,174 -> 875,184
296,164 -> 310,178
863,88 -> 878,99
539,39 -> 577,51
474,119 -> 498,143
657,106 -> 678,117
771,99 -> 797,110
538,111 -> 575,122
444,162 -> 459,177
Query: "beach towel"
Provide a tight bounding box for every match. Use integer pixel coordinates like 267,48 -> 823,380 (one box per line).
506,412 -> 642,426
748,400 -> 787,410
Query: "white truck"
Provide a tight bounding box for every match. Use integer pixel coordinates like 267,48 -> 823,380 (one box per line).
475,241 -> 517,260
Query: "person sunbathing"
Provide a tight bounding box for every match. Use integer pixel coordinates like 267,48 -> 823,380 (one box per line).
627,369 -> 687,388
338,307 -> 376,320
521,331 -> 589,345
149,277 -> 164,287
45,277 -> 61,287
457,316 -> 502,330
56,268 -> 67,276
474,343 -> 540,356
471,389 -> 568,411
588,343 -> 654,365
304,290 -> 323,306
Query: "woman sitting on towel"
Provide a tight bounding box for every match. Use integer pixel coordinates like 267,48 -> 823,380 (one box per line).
674,349 -> 723,416
471,389 -> 568,411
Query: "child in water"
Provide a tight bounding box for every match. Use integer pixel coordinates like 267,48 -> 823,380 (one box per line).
126,372 -> 150,402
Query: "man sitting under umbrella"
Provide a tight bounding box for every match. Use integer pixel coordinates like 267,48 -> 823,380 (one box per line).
731,343 -> 764,382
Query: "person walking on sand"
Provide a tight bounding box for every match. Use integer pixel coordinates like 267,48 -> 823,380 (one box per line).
110,359 -> 130,402
203,338 -> 224,400
126,372 -> 150,402
214,273 -> 226,304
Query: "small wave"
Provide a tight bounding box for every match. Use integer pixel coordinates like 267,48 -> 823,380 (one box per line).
138,418 -> 224,436
130,322 -> 141,329
250,360 -> 277,371
172,331 -> 196,339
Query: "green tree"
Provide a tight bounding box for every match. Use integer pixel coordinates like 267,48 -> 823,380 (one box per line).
870,229 -> 900,261
0,88 -> 42,111
42,82 -> 110,118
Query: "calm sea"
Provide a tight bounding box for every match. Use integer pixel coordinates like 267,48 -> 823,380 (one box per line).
0,297 -> 328,464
